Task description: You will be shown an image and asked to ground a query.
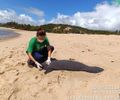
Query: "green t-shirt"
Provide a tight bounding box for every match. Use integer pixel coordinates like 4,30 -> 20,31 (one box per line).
26,37 -> 50,53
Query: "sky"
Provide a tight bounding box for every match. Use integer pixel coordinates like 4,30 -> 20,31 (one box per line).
0,0 -> 120,30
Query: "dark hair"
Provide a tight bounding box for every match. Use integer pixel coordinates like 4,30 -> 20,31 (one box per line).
36,28 -> 46,37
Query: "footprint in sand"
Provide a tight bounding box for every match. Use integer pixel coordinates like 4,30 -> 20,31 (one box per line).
16,62 -> 26,66
81,50 -> 85,52
69,58 -> 75,61
57,72 -> 66,84
10,50 -> 14,53
8,54 -> 13,58
35,76 -> 38,79
16,70 -> 19,76
111,60 -> 114,63
0,71 -> 5,75
87,49 -> 92,52
0,56 -> 8,63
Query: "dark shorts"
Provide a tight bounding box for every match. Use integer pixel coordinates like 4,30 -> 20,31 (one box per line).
27,45 -> 54,66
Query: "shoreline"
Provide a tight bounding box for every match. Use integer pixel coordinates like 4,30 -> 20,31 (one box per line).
0,27 -> 21,42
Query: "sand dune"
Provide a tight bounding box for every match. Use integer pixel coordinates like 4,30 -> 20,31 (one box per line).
0,28 -> 120,100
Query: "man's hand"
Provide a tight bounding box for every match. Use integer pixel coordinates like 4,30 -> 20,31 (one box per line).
35,61 -> 42,70
46,57 -> 51,65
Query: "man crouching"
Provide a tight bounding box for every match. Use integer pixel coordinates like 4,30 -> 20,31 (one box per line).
26,28 -> 54,69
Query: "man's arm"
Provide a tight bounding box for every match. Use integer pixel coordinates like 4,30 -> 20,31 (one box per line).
48,51 -> 51,58
45,37 -> 52,65
28,52 -> 36,63
45,46 -> 53,65
28,53 -> 42,69
45,37 -> 51,58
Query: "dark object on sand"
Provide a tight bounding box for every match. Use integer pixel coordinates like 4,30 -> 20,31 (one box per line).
27,59 -> 104,74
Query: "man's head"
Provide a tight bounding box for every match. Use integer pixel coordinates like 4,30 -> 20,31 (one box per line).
36,28 -> 46,42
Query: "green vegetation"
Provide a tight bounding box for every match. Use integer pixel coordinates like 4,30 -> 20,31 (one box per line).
0,22 -> 120,35
0,22 -> 39,31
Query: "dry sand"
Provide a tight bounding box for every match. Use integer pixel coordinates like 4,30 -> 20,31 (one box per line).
0,28 -> 120,100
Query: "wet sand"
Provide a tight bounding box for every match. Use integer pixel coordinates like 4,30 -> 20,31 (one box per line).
0,27 -> 20,42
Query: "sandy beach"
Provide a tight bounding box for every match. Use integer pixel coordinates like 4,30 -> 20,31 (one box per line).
0,28 -> 120,100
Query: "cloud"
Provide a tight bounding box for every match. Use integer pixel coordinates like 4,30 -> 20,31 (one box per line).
25,7 -> 44,17
38,19 -> 46,25
0,9 -> 45,25
50,2 -> 120,31
18,14 -> 35,24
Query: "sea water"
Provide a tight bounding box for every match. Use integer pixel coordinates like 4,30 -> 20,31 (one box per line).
0,29 -> 19,40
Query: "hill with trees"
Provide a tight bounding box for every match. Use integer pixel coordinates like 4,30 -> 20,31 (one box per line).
0,22 -> 119,35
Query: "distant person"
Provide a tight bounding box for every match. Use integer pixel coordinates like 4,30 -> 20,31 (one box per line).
26,28 -> 54,69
